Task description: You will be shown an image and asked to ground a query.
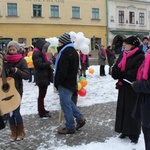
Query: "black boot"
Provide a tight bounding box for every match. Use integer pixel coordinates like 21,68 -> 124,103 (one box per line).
129,135 -> 139,144
119,133 -> 127,139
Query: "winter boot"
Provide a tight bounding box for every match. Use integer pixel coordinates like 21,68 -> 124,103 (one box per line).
16,124 -> 25,141
76,117 -> 86,130
10,125 -> 17,142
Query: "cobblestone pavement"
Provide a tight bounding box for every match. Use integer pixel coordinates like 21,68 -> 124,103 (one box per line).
0,102 -> 117,150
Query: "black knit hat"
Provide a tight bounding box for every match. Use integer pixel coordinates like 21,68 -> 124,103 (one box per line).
59,33 -> 71,44
123,36 -> 140,47
34,38 -> 47,50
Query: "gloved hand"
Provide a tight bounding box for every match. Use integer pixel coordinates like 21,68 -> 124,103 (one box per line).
6,67 -> 17,75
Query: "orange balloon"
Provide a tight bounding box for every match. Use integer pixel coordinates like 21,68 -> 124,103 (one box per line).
80,79 -> 87,87
89,68 -> 94,74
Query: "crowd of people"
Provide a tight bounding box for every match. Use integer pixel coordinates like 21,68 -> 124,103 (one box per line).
0,34 -> 150,150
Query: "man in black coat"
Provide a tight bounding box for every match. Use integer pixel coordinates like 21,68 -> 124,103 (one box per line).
54,33 -> 86,134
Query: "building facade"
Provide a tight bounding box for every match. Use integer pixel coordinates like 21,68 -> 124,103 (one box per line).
0,0 -> 107,52
107,0 -> 150,53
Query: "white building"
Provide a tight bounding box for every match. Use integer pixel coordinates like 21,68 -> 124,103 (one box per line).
107,0 -> 150,53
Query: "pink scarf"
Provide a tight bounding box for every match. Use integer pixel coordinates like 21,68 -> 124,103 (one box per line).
102,49 -> 107,57
34,48 -> 50,62
80,52 -> 86,63
137,53 -> 150,80
5,54 -> 23,63
118,47 -> 139,71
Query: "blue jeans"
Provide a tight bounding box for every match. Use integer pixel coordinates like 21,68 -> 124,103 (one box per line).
58,85 -> 83,129
8,106 -> 23,125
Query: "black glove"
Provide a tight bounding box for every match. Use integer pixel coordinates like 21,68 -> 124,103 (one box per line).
6,67 -> 17,75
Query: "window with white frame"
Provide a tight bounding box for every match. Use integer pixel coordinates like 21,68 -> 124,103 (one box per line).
50,5 -> 59,18
92,8 -> 99,19
129,11 -> 135,24
119,10 -> 124,23
7,3 -> 17,16
33,5 -> 42,17
139,12 -> 144,25
72,6 -> 80,19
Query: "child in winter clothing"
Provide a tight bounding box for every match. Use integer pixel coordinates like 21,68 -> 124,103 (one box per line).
4,41 -> 29,141
79,51 -> 89,78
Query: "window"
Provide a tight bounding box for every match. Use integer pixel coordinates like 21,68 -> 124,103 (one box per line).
33,5 -> 42,17
7,3 -> 17,16
92,8 -> 99,19
119,10 -> 124,23
18,38 -> 27,44
0,38 -> 13,50
72,7 -> 80,19
51,5 -> 59,18
129,11 -> 135,24
139,12 -> 144,25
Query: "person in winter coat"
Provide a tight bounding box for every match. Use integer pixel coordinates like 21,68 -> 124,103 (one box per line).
54,33 -> 86,134
27,45 -> 34,82
132,41 -> 150,150
32,39 -> 52,118
79,51 -> 89,78
98,45 -> 107,76
106,45 -> 116,75
111,36 -> 145,144
139,37 -> 149,53
4,41 -> 29,142
0,51 -> 3,75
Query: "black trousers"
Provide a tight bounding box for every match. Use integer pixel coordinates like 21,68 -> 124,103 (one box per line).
142,126 -> 150,150
100,65 -> 105,76
38,86 -> 48,115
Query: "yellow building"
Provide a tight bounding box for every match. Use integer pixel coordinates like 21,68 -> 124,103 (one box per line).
0,0 -> 107,51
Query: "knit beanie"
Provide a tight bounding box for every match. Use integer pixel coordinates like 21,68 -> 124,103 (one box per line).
59,33 -> 71,44
34,38 -> 47,51
123,36 -> 140,47
7,41 -> 20,51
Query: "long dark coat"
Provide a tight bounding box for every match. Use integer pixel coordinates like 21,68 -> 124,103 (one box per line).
132,72 -> 150,129
112,49 -> 144,135
106,49 -> 116,66
32,51 -> 51,87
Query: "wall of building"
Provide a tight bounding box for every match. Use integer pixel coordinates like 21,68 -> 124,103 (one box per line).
0,0 -> 107,47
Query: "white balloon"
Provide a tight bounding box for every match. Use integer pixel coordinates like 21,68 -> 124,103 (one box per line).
48,37 -> 58,46
69,31 -> 76,42
84,38 -> 90,45
77,32 -> 84,37
74,42 -> 81,50
80,44 -> 90,55
74,34 -> 85,45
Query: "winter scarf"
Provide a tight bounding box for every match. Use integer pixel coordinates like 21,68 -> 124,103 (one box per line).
5,54 -> 23,63
101,49 -> 107,57
137,52 -> 150,80
34,47 -> 49,62
54,43 -> 74,75
118,47 -> 139,71
80,52 -> 86,63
